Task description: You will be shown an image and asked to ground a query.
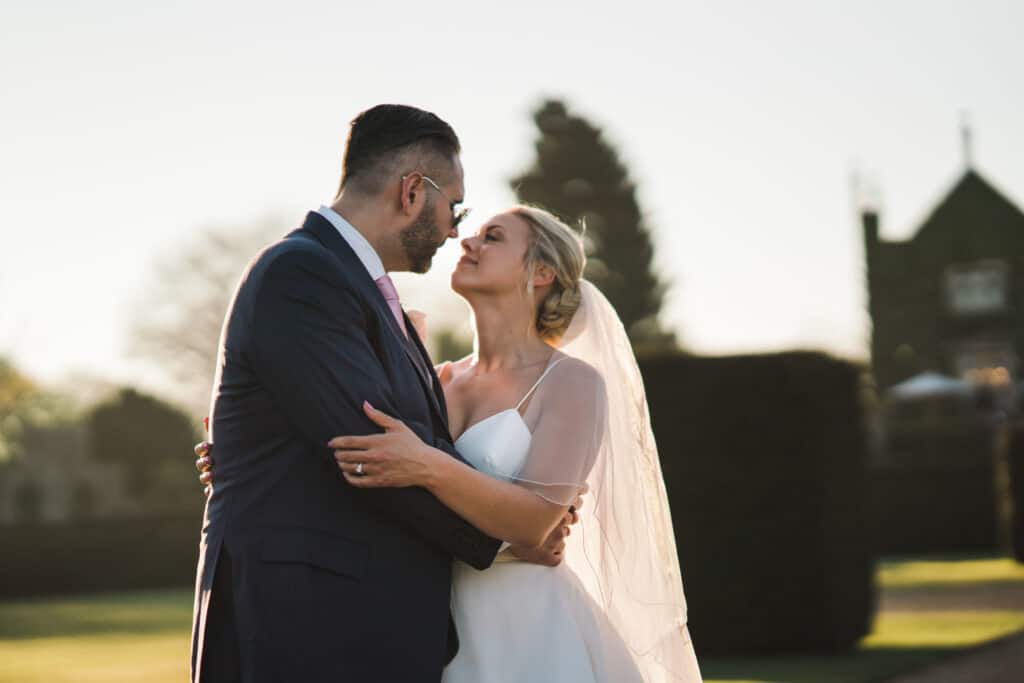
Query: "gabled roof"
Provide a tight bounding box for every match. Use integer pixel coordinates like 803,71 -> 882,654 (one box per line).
909,168 -> 1024,243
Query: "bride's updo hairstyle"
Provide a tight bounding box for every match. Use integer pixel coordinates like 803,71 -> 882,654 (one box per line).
511,205 -> 586,342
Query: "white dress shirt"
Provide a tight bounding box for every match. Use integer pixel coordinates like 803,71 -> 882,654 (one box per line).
316,205 -> 386,281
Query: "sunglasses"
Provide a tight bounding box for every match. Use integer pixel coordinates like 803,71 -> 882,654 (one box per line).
402,173 -> 471,230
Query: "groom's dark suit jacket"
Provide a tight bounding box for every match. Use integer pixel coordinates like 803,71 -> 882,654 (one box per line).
190,212 -> 502,683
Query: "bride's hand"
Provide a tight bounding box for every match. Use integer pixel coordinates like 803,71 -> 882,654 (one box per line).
509,491 -> 586,566
406,309 -> 427,340
194,441 -> 214,495
329,402 -> 441,488
194,417 -> 213,495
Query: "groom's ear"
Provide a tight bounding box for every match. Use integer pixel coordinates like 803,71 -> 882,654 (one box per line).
399,173 -> 423,215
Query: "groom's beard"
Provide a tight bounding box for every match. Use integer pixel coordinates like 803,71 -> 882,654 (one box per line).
401,197 -> 444,274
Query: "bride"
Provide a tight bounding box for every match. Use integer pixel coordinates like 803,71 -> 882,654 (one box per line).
327,205 -> 701,683
196,205 -> 700,682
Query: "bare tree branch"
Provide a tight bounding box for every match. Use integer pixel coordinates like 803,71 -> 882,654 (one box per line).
128,217 -> 282,417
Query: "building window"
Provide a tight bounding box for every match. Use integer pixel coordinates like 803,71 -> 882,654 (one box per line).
944,259 -> 1009,315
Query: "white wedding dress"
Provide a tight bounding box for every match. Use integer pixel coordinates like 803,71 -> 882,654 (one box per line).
442,359 -> 701,683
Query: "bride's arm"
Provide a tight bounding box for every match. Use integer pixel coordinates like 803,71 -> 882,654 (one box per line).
330,361 -> 605,549
419,444 -> 570,548
331,403 -> 568,548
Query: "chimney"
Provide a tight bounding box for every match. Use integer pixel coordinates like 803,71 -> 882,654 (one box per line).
862,210 -> 879,249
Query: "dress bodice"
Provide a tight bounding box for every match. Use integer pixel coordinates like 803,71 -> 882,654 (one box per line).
454,410 -> 532,480
451,356 -> 565,481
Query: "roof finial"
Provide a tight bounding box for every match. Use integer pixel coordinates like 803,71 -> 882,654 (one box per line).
960,111 -> 974,169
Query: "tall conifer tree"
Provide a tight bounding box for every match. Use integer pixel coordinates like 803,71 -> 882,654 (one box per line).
511,100 -> 675,348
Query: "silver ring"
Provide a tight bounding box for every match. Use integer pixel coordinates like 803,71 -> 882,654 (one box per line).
355,462 -> 365,476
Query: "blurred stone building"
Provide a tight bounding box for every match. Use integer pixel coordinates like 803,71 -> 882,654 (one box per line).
0,424 -> 135,524
863,162 -> 1024,396
863,148 -> 1023,553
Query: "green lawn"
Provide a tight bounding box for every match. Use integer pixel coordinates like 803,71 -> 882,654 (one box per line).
876,555 -> 1024,588
703,611 -> 1024,683
0,591 -> 191,683
702,555 -> 1024,683
1,557 -> 1022,683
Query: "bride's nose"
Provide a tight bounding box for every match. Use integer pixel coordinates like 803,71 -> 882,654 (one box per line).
460,236 -> 476,253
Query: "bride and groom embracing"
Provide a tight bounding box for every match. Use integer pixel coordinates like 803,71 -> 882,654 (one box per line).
190,104 -> 702,682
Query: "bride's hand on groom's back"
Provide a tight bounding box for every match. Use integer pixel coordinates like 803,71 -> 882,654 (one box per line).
194,440 -> 213,495
191,401 -> 442,495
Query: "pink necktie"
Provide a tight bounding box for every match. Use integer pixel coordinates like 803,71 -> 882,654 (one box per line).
374,274 -> 408,338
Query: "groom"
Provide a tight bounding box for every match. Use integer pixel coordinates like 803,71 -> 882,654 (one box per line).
192,105 -> 570,683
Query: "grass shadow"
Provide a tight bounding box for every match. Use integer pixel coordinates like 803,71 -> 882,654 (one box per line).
0,589 -> 192,640
703,646 -> 961,683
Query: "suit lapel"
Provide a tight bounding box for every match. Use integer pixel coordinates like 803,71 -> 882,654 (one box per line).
404,311 -> 452,437
296,212 -> 449,433
400,315 -> 432,384
394,313 -> 445,422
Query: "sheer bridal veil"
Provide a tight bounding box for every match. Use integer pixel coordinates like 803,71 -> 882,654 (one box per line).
557,280 -> 692,682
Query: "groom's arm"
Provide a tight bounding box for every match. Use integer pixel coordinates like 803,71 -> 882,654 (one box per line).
250,247 -> 501,570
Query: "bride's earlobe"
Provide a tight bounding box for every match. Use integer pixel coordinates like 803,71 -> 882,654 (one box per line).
533,264 -> 556,288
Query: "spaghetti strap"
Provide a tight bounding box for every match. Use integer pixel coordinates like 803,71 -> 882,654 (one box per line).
516,356 -> 566,411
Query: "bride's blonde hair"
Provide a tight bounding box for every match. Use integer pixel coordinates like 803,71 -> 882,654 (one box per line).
511,205 -> 586,342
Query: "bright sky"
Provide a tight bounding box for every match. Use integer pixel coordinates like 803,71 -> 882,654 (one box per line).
3,1 -> 1023,396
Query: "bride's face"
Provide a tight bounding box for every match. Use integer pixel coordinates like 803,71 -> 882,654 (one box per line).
451,211 -> 532,297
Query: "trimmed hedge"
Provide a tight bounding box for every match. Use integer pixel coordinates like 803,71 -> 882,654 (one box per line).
870,404 -> 999,554
0,515 -> 198,599
639,352 -> 874,655
1,351 -> 874,658
871,466 -> 997,554
1010,425 -> 1024,563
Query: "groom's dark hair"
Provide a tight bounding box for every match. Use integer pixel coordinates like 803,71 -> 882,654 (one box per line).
337,104 -> 461,197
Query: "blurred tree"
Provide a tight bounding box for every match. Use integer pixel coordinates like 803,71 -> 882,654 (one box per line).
0,358 -> 32,461
0,357 -> 78,463
432,327 -> 474,364
0,357 -> 35,411
87,387 -> 200,511
511,99 -> 677,350
130,219 -> 281,418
